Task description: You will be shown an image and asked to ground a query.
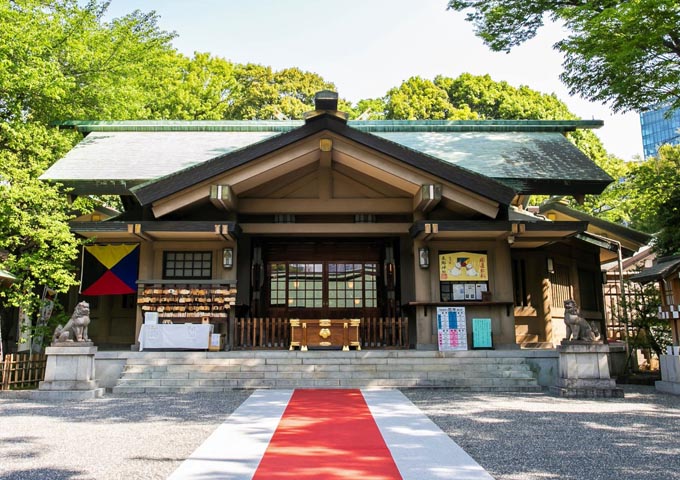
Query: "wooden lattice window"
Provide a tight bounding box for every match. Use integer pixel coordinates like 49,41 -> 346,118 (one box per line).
163,251 -> 212,280
550,263 -> 572,307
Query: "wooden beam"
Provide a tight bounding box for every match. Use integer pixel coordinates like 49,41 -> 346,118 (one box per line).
241,162 -> 318,197
151,140 -> 320,217
333,137 -> 500,218
440,185 -> 499,219
209,185 -> 237,211
264,171 -> 318,199
319,150 -> 332,200
213,223 -> 234,241
332,170 -> 388,198
127,223 -> 154,241
240,223 -> 411,235
332,150 -> 420,194
413,184 -> 442,213
238,198 -> 412,214
333,163 -> 412,197
229,149 -> 319,194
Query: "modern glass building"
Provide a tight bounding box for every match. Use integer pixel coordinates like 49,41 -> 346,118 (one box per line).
640,105 -> 680,158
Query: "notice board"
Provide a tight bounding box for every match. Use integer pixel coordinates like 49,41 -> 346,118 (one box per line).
437,306 -> 468,351
472,318 -> 493,349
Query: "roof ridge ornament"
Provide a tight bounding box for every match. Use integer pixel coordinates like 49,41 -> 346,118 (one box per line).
303,90 -> 349,123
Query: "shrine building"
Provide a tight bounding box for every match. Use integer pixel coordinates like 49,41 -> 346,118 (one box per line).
41,91 -> 637,355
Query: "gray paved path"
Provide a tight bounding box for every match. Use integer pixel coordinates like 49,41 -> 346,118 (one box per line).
169,389 -> 492,479
1,386 -> 679,479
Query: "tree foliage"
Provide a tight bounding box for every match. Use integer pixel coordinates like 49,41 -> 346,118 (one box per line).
0,0 -> 178,122
621,145 -> 680,255
447,0 -> 680,113
0,122 -> 81,313
623,282 -> 670,362
223,64 -> 342,120
384,76 -> 477,120
0,0 -> 180,322
150,52 -> 236,120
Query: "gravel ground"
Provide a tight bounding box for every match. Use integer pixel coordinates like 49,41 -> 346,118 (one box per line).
404,386 -> 680,480
0,391 -> 252,480
1,386 -> 678,480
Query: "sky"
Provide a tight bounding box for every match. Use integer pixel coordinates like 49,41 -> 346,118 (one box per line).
104,0 -> 643,160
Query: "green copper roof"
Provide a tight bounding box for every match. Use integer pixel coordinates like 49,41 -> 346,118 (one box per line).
57,119 -> 603,133
43,119 -> 609,196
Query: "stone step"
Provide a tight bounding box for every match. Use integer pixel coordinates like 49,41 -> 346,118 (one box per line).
112,382 -> 542,395
124,362 -> 529,376
113,351 -> 541,393
119,367 -> 533,380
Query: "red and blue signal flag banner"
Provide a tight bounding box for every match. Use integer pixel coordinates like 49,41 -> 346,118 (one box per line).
80,244 -> 140,296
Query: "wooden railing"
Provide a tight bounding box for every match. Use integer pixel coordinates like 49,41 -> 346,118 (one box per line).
234,318 -> 290,349
233,317 -> 409,350
360,317 -> 409,349
1,353 -> 47,390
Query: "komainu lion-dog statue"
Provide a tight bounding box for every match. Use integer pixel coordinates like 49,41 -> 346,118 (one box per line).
563,299 -> 600,342
53,301 -> 91,343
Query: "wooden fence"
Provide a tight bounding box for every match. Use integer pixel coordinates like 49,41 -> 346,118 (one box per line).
1,353 -> 47,390
233,317 -> 409,350
234,317 -> 290,349
360,317 -> 409,349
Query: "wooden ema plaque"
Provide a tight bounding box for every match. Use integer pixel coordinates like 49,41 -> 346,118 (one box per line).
289,319 -> 361,351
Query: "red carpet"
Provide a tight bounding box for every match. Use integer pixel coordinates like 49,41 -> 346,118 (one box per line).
253,389 -> 403,479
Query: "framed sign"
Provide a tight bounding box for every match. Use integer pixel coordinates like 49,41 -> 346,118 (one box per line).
472,318 -> 493,349
439,252 -> 488,281
437,306 -> 468,351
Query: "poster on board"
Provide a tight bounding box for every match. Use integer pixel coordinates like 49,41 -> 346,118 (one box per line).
439,252 -> 488,282
437,306 -> 468,351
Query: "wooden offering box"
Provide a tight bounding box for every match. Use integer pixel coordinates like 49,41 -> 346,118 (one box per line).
290,319 -> 361,351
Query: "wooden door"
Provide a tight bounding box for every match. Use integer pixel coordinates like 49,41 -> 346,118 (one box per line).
259,240 -> 388,319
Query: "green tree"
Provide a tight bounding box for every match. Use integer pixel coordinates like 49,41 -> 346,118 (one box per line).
0,0 -> 178,122
0,0 -> 180,339
384,76 -> 477,120
435,73 -> 573,119
223,64 -> 342,120
619,145 -> 680,254
623,283 -> 670,366
150,52 -> 237,120
0,122 -> 81,315
351,98 -> 388,120
655,187 -> 680,256
447,0 -> 680,113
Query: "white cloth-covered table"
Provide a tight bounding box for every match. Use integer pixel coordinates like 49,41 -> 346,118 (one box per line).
138,323 -> 213,351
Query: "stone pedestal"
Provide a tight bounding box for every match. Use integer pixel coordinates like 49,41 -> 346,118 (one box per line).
656,353 -> 680,396
550,342 -> 624,398
31,343 -> 104,400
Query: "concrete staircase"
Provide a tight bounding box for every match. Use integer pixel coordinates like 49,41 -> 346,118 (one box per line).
111,350 -> 541,394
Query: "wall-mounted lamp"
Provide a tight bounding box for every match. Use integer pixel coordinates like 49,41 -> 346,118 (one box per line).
222,247 -> 234,269
507,235 -> 515,245
547,257 -> 554,274
418,247 -> 430,269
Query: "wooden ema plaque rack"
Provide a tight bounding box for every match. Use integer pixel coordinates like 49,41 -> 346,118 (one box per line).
289,319 -> 361,351
137,284 -> 236,322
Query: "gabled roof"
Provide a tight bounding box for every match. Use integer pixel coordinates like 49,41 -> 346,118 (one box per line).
629,255 -> 680,284
131,114 -> 516,206
41,118 -> 610,198
540,200 -> 651,256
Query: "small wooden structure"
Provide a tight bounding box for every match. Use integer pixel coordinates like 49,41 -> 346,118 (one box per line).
1,353 -> 46,390
289,318 -> 361,351
631,255 -> 680,395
